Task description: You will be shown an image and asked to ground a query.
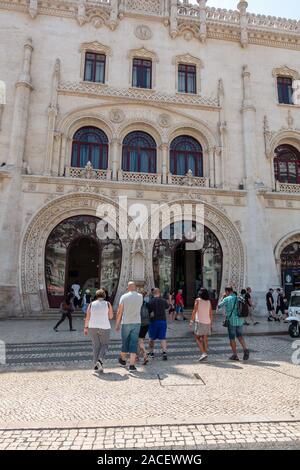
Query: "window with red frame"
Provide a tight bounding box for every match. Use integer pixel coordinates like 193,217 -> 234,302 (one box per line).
132,58 -> 152,89
84,52 -> 106,83
178,64 -> 197,94
71,127 -> 108,170
170,136 -> 203,177
277,76 -> 294,105
122,131 -> 157,173
274,144 -> 300,184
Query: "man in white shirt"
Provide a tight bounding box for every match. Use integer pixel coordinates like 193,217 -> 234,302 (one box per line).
116,282 -> 143,373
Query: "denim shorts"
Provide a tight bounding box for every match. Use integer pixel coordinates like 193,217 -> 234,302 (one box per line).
121,323 -> 140,354
176,305 -> 183,314
228,323 -> 243,341
149,320 -> 167,341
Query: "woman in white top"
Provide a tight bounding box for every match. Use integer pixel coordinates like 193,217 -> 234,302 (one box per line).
84,289 -> 113,372
190,288 -> 213,362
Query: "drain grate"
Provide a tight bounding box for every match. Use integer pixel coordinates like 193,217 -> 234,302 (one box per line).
157,372 -> 206,387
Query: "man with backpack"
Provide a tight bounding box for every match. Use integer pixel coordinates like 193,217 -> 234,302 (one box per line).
217,287 -> 250,361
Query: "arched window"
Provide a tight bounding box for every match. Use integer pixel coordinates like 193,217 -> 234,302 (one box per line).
274,144 -> 300,184
122,131 -> 157,173
170,136 -> 203,177
71,126 -> 108,169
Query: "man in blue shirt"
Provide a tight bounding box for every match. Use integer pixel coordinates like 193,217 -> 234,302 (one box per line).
218,287 -> 250,361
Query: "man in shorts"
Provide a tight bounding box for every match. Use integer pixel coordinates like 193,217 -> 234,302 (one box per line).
148,288 -> 169,361
116,282 -> 143,372
217,287 -> 250,361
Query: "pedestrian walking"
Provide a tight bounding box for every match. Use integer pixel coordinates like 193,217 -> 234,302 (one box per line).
84,289 -> 113,372
168,290 -> 176,321
116,282 -> 143,373
266,288 -> 278,321
53,290 -> 76,332
82,289 -> 92,316
175,289 -> 186,321
244,287 -> 259,325
190,288 -> 213,361
275,288 -> 285,321
217,287 -> 250,361
147,288 -> 169,361
137,291 -> 150,365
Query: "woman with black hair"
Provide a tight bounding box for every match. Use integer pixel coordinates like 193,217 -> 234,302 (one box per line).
53,290 -> 76,332
190,288 -> 213,362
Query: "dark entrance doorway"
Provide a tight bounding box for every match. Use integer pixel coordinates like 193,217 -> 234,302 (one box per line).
67,237 -> 100,293
173,243 -> 202,308
45,216 -> 122,309
153,223 -> 223,309
281,241 -> 300,299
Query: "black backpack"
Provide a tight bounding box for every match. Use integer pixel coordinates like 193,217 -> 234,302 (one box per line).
237,296 -> 249,317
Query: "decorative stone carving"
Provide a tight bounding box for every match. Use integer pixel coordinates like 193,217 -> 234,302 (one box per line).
128,46 -> 158,63
272,66 -> 300,80
77,1 -> 86,26
58,82 -> 219,108
28,0 -> 38,19
158,114 -> 171,128
20,193 -> 131,313
80,41 -> 112,56
82,161 -> 97,179
146,198 -> 245,294
135,24 -> 152,40
237,1 -> 249,48
287,110 -> 294,129
109,108 -> 125,123
197,0 -> 208,43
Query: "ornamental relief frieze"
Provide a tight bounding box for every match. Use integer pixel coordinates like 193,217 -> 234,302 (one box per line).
1,2 -> 300,50
58,81 -> 220,108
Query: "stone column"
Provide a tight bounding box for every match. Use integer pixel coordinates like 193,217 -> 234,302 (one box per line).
28,0 -> 38,18
218,78 -> 227,189
241,65 -> 258,187
44,59 -> 60,176
59,134 -> 68,176
207,146 -> 215,188
0,41 -> 34,317
170,0 -> 178,38
109,0 -> 119,30
240,66 -> 279,314
161,143 -> 168,184
7,38 -> 33,168
111,138 -> 121,180
197,0 -> 207,43
237,1 -> 248,48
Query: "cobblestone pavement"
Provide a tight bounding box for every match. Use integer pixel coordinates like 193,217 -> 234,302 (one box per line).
0,334 -> 299,450
0,333 -> 294,368
0,421 -> 299,450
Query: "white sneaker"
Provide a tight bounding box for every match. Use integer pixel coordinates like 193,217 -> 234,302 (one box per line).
95,360 -> 103,372
198,354 -> 208,362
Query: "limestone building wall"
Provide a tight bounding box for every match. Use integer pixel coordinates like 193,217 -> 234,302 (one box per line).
0,1 -> 299,316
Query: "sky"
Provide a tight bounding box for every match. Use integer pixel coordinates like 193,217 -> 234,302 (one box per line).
205,0 -> 300,20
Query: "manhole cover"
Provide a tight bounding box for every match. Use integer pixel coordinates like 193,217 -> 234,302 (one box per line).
157,373 -> 205,387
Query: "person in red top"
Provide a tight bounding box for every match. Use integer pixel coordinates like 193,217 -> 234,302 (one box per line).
175,289 -> 187,321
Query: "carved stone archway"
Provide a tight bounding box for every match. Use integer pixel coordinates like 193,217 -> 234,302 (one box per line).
20,192 -> 131,315
143,198 -> 245,296
274,231 -> 300,272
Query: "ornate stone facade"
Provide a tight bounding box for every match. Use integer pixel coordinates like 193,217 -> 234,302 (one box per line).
0,1 -> 300,316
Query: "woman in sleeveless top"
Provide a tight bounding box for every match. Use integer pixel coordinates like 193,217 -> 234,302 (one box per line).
190,288 -> 213,362
84,288 -> 113,372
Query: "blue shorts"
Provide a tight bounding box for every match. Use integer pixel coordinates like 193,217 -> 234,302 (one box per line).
176,306 -> 183,314
228,324 -> 243,341
121,323 -> 140,354
149,320 -> 167,341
